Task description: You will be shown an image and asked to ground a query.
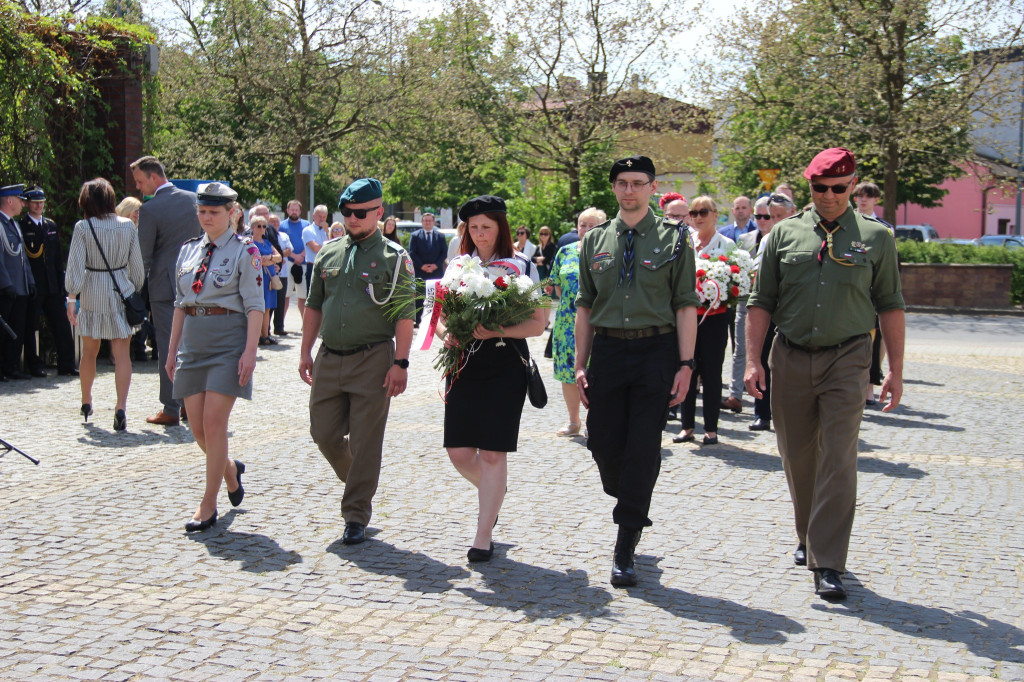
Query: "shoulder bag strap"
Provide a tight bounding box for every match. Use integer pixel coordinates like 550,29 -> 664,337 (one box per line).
87,218 -> 128,300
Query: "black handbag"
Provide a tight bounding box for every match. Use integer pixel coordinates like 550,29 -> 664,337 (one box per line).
512,342 -> 547,409
87,218 -> 148,327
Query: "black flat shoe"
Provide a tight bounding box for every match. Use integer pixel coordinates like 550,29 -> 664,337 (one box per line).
793,543 -> 807,566
81,404 -> 93,422
228,460 -> 245,507
467,543 -> 494,562
672,432 -> 695,443
113,409 -> 126,432
749,417 -> 771,431
342,521 -> 366,545
185,511 -> 217,532
701,435 -> 719,445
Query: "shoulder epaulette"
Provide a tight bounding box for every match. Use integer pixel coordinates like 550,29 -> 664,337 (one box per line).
233,234 -> 253,244
182,235 -> 204,244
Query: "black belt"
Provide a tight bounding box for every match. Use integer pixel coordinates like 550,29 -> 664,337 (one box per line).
777,332 -> 867,353
323,341 -> 386,356
85,266 -> 125,272
594,325 -> 674,340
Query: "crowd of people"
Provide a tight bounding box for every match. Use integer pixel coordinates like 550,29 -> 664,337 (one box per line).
0,146 -> 905,601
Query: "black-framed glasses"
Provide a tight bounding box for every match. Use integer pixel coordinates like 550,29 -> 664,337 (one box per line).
768,194 -> 790,204
613,179 -> 651,192
810,181 -> 853,195
688,208 -> 713,217
340,205 -> 381,219
754,213 -> 771,220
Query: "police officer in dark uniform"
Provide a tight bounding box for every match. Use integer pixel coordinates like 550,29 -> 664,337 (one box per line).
745,148 -> 905,601
19,186 -> 77,376
575,156 -> 700,587
299,178 -> 415,546
0,182 -> 35,381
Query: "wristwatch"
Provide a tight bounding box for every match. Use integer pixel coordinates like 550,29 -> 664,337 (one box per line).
393,358 -> 410,370
679,358 -> 695,369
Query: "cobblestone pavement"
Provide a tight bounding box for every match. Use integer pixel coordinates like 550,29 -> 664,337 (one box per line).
1,313 -> 1022,681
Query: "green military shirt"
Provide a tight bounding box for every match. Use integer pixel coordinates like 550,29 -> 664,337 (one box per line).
576,208 -> 700,328
748,206 -> 904,347
306,229 -> 415,351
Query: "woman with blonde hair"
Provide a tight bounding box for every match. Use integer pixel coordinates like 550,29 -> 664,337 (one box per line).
115,197 -> 142,225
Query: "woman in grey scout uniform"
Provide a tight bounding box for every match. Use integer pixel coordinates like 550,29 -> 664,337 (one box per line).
435,195 -> 546,563
166,183 -> 265,532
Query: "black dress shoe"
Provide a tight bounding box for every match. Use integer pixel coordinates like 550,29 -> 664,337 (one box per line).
58,368 -> 79,376
814,568 -> 848,600
185,511 -> 217,532
29,367 -> 48,378
793,543 -> 807,566
228,460 -> 245,507
342,521 -> 366,545
467,543 -> 494,562
749,417 -> 771,431
113,409 -> 126,432
610,526 -> 642,587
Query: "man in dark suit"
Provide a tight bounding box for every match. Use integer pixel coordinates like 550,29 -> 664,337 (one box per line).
131,156 -> 202,425
407,212 -> 447,325
19,186 -> 77,377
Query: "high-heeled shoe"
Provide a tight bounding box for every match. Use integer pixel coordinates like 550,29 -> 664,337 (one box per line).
113,409 -> 126,432
467,543 -> 494,562
80,403 -> 93,422
185,511 -> 217,532
228,460 -> 245,507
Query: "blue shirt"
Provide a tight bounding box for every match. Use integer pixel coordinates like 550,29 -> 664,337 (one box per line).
280,218 -> 309,256
718,219 -> 756,242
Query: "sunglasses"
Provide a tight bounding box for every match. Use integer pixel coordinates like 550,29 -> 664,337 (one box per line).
517,231 -> 528,235
754,213 -> 771,220
340,205 -> 381,219
811,181 -> 852,195
688,208 -> 714,217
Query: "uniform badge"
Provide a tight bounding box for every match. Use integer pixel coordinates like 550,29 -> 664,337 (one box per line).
251,255 -> 261,269
593,252 -> 611,261
404,259 -> 414,276
246,245 -> 258,255
256,274 -> 262,287
370,261 -> 377,268
642,259 -> 652,266
653,247 -> 661,254
850,241 -> 867,253
220,258 -> 229,266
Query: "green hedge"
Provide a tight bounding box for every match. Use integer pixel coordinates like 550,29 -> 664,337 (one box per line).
897,241 -> 1024,305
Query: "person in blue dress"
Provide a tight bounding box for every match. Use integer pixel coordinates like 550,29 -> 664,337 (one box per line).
250,216 -> 281,345
549,207 -> 606,436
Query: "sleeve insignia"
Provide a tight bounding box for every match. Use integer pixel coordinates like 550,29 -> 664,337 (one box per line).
251,255 -> 261,270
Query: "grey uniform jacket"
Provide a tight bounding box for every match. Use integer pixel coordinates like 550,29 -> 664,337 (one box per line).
139,185 -> 202,303
174,230 -> 265,314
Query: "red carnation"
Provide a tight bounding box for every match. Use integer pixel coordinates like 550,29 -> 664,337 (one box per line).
730,264 -> 740,274
494,276 -> 508,289
731,286 -> 740,297
701,253 -> 711,260
696,269 -> 706,278
718,255 -> 729,262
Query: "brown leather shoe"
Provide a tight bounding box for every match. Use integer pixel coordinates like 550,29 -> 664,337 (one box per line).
145,411 -> 180,426
721,396 -> 743,413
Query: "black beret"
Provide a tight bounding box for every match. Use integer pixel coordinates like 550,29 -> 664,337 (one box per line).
458,195 -> 507,223
609,155 -> 656,182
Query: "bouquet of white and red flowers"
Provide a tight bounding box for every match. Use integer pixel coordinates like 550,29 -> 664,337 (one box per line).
423,256 -> 550,378
695,246 -> 756,317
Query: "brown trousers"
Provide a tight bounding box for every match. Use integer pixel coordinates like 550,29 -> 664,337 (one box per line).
769,334 -> 871,573
309,342 -> 394,526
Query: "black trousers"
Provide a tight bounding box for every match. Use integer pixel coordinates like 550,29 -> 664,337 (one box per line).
272,287 -> 287,333
585,332 -> 676,529
754,323 -> 777,421
681,312 -> 730,433
24,292 -> 76,372
0,294 -> 29,374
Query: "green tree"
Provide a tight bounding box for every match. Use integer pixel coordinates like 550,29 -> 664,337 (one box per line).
705,0 -> 1023,223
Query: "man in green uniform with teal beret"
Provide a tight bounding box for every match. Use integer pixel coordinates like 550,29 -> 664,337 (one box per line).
575,155 -> 699,587
300,177 -> 415,545
745,147 -> 905,601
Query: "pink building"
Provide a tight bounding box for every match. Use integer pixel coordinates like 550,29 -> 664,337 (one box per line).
894,161 -> 1020,239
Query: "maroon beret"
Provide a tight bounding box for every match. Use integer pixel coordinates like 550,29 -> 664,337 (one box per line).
803,148 -> 856,180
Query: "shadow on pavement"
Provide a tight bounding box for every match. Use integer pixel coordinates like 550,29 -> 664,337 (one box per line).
188,510 -> 302,572
630,557 -> 805,643
818,579 -> 1024,664
78,423 -> 194,447
458,550 -> 614,620
861,411 -> 965,432
683,443 -> 927,479
328,538 -> 470,593
904,378 -> 944,387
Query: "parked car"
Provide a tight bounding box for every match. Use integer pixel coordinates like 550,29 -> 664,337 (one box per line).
934,238 -> 977,246
895,224 -> 940,242
973,235 -> 1024,250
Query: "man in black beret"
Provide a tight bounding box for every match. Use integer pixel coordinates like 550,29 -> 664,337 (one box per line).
19,186 -> 77,377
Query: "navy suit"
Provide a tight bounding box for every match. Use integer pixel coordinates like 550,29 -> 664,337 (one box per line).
0,212 -> 35,376
408,228 -> 448,324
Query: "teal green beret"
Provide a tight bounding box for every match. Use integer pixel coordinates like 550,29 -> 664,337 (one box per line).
338,178 -> 383,208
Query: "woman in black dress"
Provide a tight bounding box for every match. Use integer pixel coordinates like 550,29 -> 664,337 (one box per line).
435,195 -> 547,562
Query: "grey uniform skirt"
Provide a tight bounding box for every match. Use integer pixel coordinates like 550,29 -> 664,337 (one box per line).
172,312 -> 252,400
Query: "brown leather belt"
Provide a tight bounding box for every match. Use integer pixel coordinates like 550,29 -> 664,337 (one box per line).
594,325 -> 674,340
184,306 -> 233,317
777,332 -> 867,353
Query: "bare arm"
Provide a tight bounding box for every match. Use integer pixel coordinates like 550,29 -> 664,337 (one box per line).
471,307 -> 547,340
877,309 -> 905,412
669,307 -> 697,407
744,306 -> 772,399
298,307 -> 323,385
383,318 -> 414,398
574,307 -> 595,408
165,307 -> 186,382
238,310 -> 262,385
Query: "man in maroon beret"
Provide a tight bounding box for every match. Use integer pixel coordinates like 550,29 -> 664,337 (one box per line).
744,147 -> 906,601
